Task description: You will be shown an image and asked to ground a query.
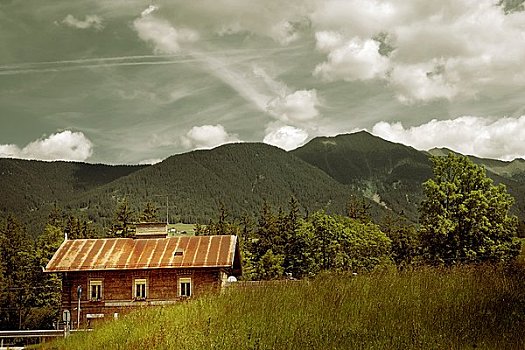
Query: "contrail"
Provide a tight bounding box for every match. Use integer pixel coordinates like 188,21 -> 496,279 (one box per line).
0,51 -> 277,76
0,59 -> 199,76
0,46 -> 298,75
0,54 -> 182,70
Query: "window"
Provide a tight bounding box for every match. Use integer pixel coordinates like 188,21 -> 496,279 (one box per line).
89,280 -> 102,301
134,278 -> 147,300
178,277 -> 192,297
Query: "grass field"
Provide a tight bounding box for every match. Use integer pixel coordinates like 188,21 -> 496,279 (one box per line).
167,223 -> 195,235
42,263 -> 525,350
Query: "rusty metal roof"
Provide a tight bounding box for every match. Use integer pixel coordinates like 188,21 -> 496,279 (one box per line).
45,235 -> 238,272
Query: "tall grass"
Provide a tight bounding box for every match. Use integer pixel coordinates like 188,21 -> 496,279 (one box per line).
42,265 -> 525,350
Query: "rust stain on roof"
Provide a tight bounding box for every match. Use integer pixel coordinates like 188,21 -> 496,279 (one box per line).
45,235 -> 238,272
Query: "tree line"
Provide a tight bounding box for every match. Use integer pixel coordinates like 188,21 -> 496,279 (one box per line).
197,154 -> 522,279
0,153 -> 521,329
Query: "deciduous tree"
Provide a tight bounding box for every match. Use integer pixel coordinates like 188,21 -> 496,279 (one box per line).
419,154 -> 521,265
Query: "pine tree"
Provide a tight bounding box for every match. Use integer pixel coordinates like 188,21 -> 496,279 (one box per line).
140,201 -> 158,222
0,215 -> 37,329
108,198 -> 136,238
282,197 -> 309,278
34,222 -> 63,328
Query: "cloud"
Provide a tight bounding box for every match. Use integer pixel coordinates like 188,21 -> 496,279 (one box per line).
138,158 -> 163,165
131,8 -> 320,128
388,62 -> 459,103
314,33 -> 389,81
270,20 -> 301,45
141,5 -> 159,17
371,116 -> 525,161
0,130 -> 93,162
263,125 -> 309,151
309,0 -> 525,103
133,8 -> 199,54
157,1 -> 309,45
61,14 -> 104,30
267,89 -> 320,122
181,124 -> 240,149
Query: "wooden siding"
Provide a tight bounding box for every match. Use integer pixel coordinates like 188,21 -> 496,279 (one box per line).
61,268 -> 223,328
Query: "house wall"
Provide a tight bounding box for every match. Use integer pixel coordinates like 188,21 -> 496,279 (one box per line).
61,268 -> 223,328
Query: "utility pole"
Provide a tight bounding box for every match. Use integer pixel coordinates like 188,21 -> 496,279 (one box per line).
166,196 -> 169,225
154,195 -> 169,225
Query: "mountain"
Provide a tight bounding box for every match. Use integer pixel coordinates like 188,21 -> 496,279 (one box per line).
293,131 -> 525,222
292,131 -> 432,220
2,132 -> 524,236
65,142 -> 383,229
0,158 -> 146,232
428,148 -> 525,183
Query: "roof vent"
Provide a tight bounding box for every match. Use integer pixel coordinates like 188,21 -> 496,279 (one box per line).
174,249 -> 184,257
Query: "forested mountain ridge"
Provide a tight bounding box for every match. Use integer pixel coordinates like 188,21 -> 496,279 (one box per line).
65,142 -> 382,229
1,131 -> 525,236
292,131 -> 433,220
0,158 -> 146,232
293,131 -> 525,221
428,147 -> 525,182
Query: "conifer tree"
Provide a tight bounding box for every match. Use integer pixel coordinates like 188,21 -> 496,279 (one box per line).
34,219 -> 64,328
0,215 -> 36,329
108,198 -> 136,238
140,201 -> 158,222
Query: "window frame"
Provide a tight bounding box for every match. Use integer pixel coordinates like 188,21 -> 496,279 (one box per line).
89,279 -> 103,302
178,277 -> 192,297
133,278 -> 148,300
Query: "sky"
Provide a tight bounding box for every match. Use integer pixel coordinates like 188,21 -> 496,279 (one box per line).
1,0 -> 525,164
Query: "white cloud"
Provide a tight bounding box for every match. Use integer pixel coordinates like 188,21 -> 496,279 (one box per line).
133,9 -> 199,54
267,89 -> 320,123
181,124 -> 240,149
138,158 -> 163,165
141,5 -> 159,17
163,1 -> 309,45
371,116 -> 525,161
263,125 -> 309,151
270,20 -> 301,45
61,14 -> 104,30
388,62 -> 459,103
309,0 -> 525,102
314,34 -> 389,81
0,130 -> 93,162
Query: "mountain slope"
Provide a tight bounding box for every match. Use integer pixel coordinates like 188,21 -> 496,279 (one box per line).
293,132 -> 525,221
292,131 -> 432,220
0,158 -> 146,232
429,148 -> 525,183
2,133 -> 524,234
66,142 -> 386,227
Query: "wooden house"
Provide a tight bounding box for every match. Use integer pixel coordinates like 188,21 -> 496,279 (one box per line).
44,225 -> 242,328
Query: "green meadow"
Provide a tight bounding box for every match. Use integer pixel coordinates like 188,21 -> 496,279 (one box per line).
42,262 -> 525,350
